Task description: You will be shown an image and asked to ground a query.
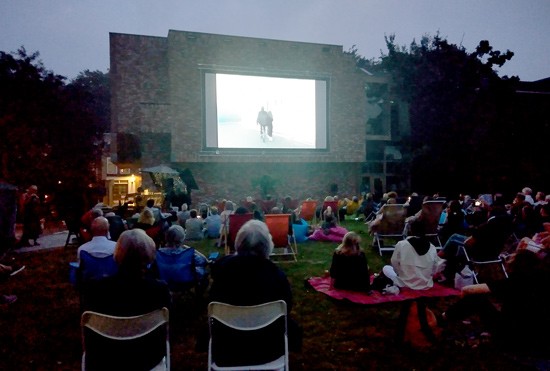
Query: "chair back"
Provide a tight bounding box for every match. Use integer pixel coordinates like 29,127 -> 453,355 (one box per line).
79,250 -> 118,283
265,214 -> 298,262
227,213 -> 254,250
208,300 -> 288,370
81,307 -> 170,371
377,204 -> 407,235
156,248 -> 196,290
299,200 -> 318,223
419,200 -> 446,235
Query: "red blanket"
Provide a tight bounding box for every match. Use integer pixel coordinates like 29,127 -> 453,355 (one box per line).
307,276 -> 460,305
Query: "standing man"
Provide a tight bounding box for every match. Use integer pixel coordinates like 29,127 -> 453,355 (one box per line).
266,110 -> 274,141
19,185 -> 41,247
256,106 -> 268,138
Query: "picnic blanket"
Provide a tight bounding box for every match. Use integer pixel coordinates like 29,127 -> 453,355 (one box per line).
307,276 -> 460,305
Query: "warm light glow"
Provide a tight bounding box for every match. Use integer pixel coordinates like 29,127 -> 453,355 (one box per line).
58,180 -> 62,184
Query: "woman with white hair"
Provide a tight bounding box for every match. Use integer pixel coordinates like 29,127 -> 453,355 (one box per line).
209,220 -> 302,360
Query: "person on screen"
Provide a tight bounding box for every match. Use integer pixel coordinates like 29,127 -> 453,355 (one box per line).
266,110 -> 274,141
256,106 -> 273,141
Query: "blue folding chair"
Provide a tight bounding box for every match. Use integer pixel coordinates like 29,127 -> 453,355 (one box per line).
79,250 -> 118,284
156,248 -> 197,293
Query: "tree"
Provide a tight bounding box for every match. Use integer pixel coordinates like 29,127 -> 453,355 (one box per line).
0,48 -> 108,211
354,34 -> 519,195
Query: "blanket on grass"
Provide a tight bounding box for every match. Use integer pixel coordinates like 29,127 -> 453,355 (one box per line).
307,276 -> 460,305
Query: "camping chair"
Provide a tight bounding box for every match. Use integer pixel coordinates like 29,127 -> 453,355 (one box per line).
418,200 -> 446,248
299,200 -> 318,224
207,300 -> 289,370
264,214 -> 298,262
156,248 -> 199,297
459,244 -> 508,284
78,250 -> 118,285
223,213 -> 253,255
372,204 -> 407,256
321,200 -> 339,223
81,307 -> 170,371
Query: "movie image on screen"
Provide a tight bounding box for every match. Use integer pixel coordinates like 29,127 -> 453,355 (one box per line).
205,73 -> 327,151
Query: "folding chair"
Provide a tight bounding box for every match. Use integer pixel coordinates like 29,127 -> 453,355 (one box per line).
299,200 -> 318,224
264,214 -> 298,262
418,200 -> 446,249
156,248 -> 197,296
81,307 -> 170,371
371,204 -> 407,256
208,300 -> 289,370
79,250 -> 118,284
459,244 -> 508,284
224,214 -> 253,255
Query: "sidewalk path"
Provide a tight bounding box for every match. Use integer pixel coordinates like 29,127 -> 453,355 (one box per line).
14,222 -> 73,253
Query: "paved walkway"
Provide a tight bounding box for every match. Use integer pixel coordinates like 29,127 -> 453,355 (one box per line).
13,222 -> 75,253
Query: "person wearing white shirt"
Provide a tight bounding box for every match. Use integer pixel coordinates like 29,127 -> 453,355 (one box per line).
77,216 -> 116,262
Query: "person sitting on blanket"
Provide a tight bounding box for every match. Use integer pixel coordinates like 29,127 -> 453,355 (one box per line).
382,219 -> 446,290
329,232 -> 371,292
308,214 -> 349,243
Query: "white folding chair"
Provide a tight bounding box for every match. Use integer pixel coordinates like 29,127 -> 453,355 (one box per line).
208,300 -> 289,370
81,307 -> 170,371
459,244 -> 508,284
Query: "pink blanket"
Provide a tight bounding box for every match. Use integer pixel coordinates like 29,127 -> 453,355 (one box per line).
307,276 -> 460,305
307,226 -> 348,242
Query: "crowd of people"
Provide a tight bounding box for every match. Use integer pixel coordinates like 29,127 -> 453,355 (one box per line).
4,185 -> 549,364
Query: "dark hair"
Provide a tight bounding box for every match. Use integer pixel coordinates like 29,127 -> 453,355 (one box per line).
189,209 -> 198,218
409,218 -> 426,237
146,199 -> 155,208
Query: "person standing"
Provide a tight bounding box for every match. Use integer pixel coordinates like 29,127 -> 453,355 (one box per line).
19,185 -> 41,247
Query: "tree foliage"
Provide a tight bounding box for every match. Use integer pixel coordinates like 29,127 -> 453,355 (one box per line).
353,34 -> 529,195
0,48 -> 109,203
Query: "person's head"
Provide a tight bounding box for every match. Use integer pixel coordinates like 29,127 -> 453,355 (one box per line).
165,225 -> 185,247
324,195 -> 334,202
28,185 -> 38,194
234,220 -> 273,258
181,203 -> 188,211
91,216 -> 110,237
352,196 -> 358,202
535,191 -> 545,202
246,196 -> 253,202
189,209 -> 198,218
408,218 -> 426,237
138,208 -> 155,225
522,187 -> 533,196
540,203 -> 550,217
387,191 -> 398,200
448,200 -> 462,214
210,206 -> 218,215
146,199 -> 155,208
270,206 -> 282,214
114,229 -> 156,277
91,207 -> 104,219
337,231 -> 362,255
225,201 -> 234,211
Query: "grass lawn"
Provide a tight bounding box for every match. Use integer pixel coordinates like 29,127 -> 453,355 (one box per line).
0,220 -> 537,370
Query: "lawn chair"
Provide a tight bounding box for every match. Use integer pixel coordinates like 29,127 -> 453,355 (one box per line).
371,204 -> 407,256
208,300 -> 288,370
299,200 -> 318,224
419,200 -> 446,249
459,243 -> 509,284
81,307 -> 170,371
78,251 -> 118,285
223,213 -> 253,255
156,248 -> 199,297
264,214 -> 298,262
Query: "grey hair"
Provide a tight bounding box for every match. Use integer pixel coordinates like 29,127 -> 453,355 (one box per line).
165,224 -> 185,247
235,220 -> 274,258
114,229 -> 156,275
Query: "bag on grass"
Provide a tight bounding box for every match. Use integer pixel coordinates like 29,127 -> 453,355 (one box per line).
454,265 -> 474,289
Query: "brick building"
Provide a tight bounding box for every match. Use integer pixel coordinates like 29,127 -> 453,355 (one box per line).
108,30 -> 409,207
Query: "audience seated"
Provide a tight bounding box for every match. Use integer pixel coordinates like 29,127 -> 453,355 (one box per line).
177,203 -> 191,227
308,215 -> 348,243
329,232 -> 371,292
79,207 -> 104,244
203,206 -> 222,239
133,208 -> 156,231
185,209 -> 204,241
442,248 -> 549,357
77,217 -> 116,262
156,225 -> 209,292
382,219 -> 446,290
438,200 -> 466,245
219,201 -> 234,238
144,198 -> 162,223
104,212 -> 127,242
209,220 -> 302,354
367,196 -> 398,235
80,229 -> 171,370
